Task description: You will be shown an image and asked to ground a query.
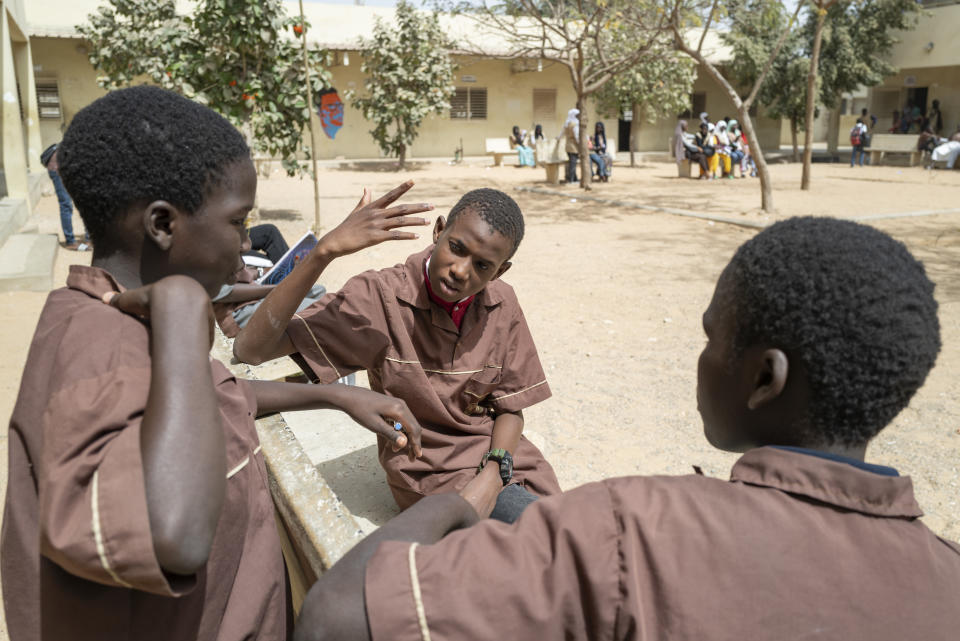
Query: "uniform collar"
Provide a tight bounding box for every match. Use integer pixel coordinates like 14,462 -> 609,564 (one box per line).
730,446 -> 922,519
394,245 -> 505,311
66,264 -> 126,299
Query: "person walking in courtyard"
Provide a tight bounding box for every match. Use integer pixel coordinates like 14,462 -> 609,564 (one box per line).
40,143 -> 89,251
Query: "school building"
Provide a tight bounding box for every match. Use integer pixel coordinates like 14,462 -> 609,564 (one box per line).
15,0 -> 780,168
867,0 -> 960,135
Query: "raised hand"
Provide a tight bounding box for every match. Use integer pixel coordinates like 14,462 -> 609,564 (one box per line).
319,180 -> 433,258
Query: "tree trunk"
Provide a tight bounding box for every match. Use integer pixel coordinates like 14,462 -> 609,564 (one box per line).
398,143 -> 406,170
801,6 -> 826,190
687,49 -> 775,212
826,105 -> 841,156
577,94 -> 591,190
739,107 -> 774,212
790,118 -> 798,161
629,101 -> 639,167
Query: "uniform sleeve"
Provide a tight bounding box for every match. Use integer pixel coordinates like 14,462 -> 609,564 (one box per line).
364,482 -> 621,641
285,272 -> 392,384
489,305 -> 551,413
38,366 -> 192,596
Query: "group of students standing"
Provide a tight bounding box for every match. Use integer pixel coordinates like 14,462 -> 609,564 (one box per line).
674,113 -> 757,180
509,109 -> 614,183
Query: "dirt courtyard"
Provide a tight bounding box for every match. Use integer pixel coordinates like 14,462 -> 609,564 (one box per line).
1,157 -> 958,635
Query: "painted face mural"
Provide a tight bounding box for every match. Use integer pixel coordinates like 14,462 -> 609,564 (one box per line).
318,89 -> 343,139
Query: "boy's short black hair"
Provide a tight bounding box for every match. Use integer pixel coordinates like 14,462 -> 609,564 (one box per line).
58,85 -> 249,244
447,188 -> 525,257
728,217 -> 940,448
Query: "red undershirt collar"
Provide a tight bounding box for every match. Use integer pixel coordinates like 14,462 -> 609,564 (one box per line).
423,255 -> 474,329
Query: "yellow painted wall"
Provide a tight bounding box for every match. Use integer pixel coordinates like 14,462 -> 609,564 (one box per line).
28,39 -> 780,160
315,55 -> 612,160
30,37 -> 106,148
887,4 -> 960,71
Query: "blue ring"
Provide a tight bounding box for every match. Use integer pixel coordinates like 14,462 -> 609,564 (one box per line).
393,421 -> 403,432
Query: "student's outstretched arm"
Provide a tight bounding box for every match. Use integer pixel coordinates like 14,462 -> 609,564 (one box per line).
106,276 -> 225,576
233,181 -> 432,365
249,380 -> 422,459
294,493 -> 479,641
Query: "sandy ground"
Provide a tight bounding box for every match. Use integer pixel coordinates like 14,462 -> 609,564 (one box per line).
1,157 -> 958,635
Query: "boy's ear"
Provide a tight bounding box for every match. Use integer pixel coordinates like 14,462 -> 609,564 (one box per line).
747,348 -> 789,410
493,261 -> 512,281
142,200 -> 180,251
432,216 -> 446,244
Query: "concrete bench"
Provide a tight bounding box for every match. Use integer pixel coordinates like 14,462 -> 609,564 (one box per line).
536,138 -> 566,184
485,137 -> 514,166
867,133 -> 921,167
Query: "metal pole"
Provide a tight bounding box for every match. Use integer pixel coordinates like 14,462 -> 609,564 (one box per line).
299,0 -> 322,233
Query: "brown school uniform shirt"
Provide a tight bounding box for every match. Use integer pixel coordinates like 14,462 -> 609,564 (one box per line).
286,246 -> 561,508
365,447 -> 960,641
1,266 -> 288,641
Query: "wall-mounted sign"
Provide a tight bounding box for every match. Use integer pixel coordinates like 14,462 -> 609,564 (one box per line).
317,88 -> 343,139
904,75 -> 917,87
461,75 -> 477,83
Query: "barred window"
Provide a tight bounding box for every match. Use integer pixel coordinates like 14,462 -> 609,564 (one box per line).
450,87 -> 487,120
36,83 -> 62,120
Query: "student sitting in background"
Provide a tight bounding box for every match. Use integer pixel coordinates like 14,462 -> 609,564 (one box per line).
510,126 -> 535,167
234,188 -> 562,524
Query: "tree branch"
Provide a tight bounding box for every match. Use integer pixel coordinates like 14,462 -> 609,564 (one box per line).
743,0 -> 804,109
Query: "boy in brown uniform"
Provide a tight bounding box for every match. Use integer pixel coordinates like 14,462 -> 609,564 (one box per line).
293,217 -> 960,641
235,189 -> 561,522
1,86 -> 429,641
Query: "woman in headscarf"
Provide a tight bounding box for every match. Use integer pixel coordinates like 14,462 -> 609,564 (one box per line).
590,121 -> 611,181
534,124 -> 544,141
715,120 -> 734,178
727,120 -> 745,178
511,125 -> 535,167
563,108 -> 580,183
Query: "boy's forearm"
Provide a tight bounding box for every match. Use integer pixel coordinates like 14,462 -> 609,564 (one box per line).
490,410 -> 524,455
141,281 -> 225,576
233,246 -> 336,365
295,494 -> 478,641
215,283 -> 275,304
250,379 -> 351,416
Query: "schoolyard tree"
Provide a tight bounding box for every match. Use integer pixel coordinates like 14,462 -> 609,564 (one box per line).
804,0 -> 922,156
667,0 -> 803,213
440,0 -> 674,190
724,0 -> 809,161
79,0 -> 332,176
350,1 -> 456,170
799,0 -> 838,190
593,46 -> 696,167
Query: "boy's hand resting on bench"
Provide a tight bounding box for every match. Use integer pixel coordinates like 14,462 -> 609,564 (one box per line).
251,380 -> 423,461
319,180 -> 433,259
329,385 -> 424,461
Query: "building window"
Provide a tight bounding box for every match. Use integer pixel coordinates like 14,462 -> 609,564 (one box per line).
36,83 -> 62,120
450,87 -> 487,120
532,88 -> 556,126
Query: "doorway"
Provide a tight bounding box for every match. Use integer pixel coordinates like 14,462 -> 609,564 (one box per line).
618,118 -> 630,152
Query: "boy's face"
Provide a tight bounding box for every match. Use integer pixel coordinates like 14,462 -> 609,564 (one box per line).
697,269 -> 755,451
428,209 -> 513,303
161,159 -> 255,297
